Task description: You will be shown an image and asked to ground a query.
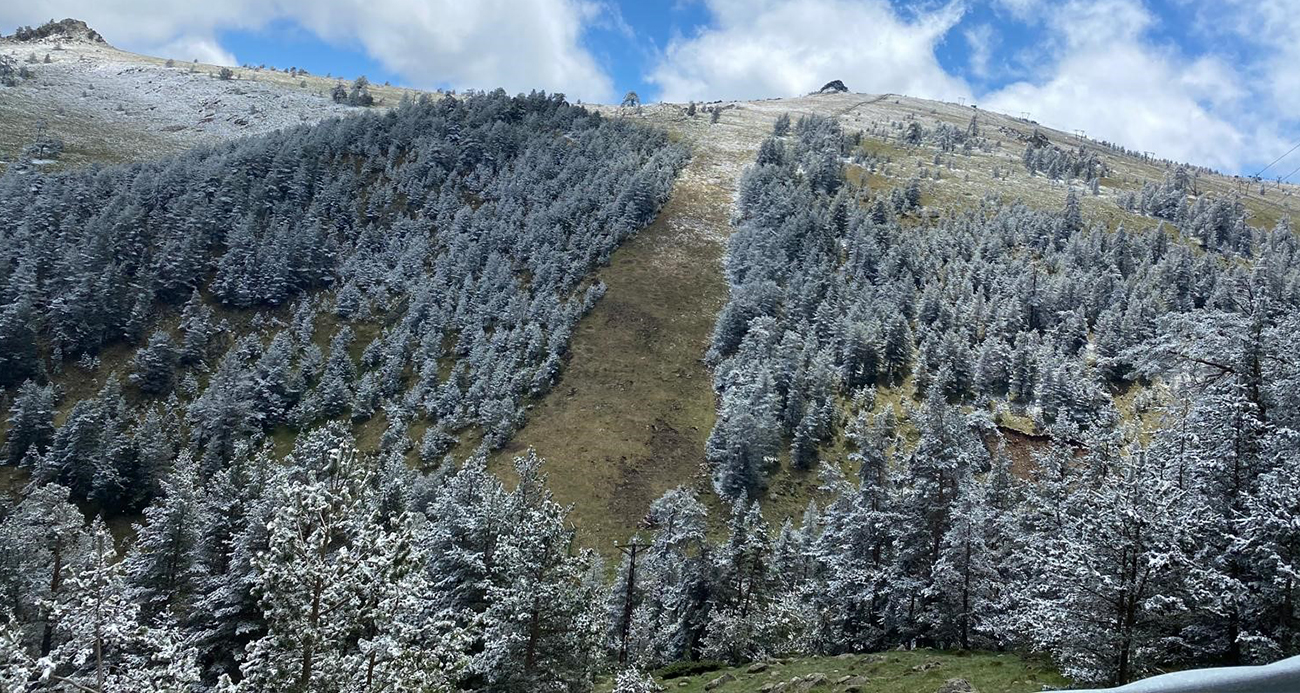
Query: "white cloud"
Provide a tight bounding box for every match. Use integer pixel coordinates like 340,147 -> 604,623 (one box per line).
0,0 -> 615,102
992,0 -> 1040,21
981,0 -> 1262,172
963,23 -> 995,79
1206,0 -> 1300,117
647,0 -> 970,103
153,35 -> 239,66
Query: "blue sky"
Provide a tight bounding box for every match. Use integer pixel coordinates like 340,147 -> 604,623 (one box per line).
5,1 -> 1298,176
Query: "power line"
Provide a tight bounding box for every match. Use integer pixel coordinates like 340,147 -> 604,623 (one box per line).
1253,141 -> 1300,178
1280,161 -> 1300,185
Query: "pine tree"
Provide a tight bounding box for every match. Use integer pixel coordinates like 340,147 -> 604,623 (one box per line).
316,328 -> 356,418
5,380 -> 55,464
0,484 -> 88,657
124,452 -> 204,622
1236,449 -> 1300,659
44,520 -> 200,692
707,368 -> 780,501
702,502 -> 783,663
1012,452 -> 1190,685
772,113 -> 791,137
238,436 -> 373,691
0,296 -> 41,386
130,330 -> 178,395
178,291 -> 216,365
477,451 -> 605,692
926,473 -> 1000,649
622,488 -> 711,667
891,392 -> 983,641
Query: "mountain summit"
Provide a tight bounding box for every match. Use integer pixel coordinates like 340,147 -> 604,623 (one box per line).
8,18 -> 106,45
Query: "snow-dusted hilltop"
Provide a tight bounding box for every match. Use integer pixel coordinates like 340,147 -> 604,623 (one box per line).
8,17 -> 106,45
0,19 -> 416,169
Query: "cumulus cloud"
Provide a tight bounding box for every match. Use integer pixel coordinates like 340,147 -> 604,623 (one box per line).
963,23 -> 995,79
1203,0 -> 1300,118
153,35 -> 239,66
981,0 -> 1263,172
0,0 -> 615,102
647,0 -> 970,103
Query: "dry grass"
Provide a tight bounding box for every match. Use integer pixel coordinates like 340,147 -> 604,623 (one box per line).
492,144 -> 735,555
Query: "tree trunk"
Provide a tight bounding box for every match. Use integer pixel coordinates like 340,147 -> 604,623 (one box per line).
299,576 -> 322,691
40,536 -> 64,657
961,530 -> 971,650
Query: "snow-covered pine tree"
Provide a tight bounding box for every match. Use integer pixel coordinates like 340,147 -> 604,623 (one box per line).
1011,449 -> 1191,685
124,451 -> 204,622
476,451 -> 605,692
43,520 -> 200,691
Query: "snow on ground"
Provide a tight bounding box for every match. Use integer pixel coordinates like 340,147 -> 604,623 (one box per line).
3,28 -> 1294,227
600,90 -> 1298,232
0,36 -> 412,169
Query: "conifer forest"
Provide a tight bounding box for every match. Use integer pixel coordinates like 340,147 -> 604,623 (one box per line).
2,22 -> 1300,693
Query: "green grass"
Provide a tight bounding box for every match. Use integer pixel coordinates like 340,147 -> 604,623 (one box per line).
598,650 -> 1069,693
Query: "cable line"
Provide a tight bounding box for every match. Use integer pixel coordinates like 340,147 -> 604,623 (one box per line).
1253,141 -> 1300,178
1279,161 -> 1300,185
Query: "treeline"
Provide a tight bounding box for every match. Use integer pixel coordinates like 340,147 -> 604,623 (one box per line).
689,113 -> 1300,684
1021,132 -> 1109,182
1,90 -> 685,516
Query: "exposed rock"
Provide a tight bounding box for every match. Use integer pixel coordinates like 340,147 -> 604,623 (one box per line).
747,662 -> 770,674
818,79 -> 849,94
911,660 -> 944,673
8,19 -> 106,45
841,675 -> 871,692
936,678 -> 978,693
705,672 -> 736,690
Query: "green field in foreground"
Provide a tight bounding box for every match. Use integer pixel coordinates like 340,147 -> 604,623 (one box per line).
601,650 -> 1070,693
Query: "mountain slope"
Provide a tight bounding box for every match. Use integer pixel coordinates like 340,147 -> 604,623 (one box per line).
3,22 -> 1300,691
0,23 -> 412,169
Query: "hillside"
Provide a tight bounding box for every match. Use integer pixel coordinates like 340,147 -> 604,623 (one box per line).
3,19 -> 1300,693
508,89 -> 1300,547
0,21 -> 414,169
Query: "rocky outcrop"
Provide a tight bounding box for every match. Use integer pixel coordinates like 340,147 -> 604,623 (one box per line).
9,19 -> 106,45
704,672 -> 736,690
936,678 -> 978,693
818,79 -> 849,93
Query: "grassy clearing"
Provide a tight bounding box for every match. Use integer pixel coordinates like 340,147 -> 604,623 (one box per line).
492,145 -> 732,556
597,650 -> 1069,693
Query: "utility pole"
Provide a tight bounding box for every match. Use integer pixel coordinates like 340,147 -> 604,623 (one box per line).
616,540 -> 649,666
